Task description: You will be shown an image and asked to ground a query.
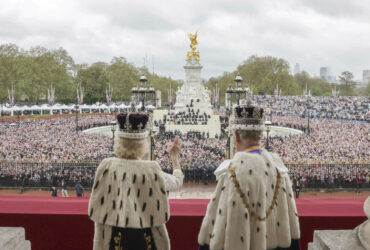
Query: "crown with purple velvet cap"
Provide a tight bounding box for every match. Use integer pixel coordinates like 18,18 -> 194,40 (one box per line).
116,113 -> 150,139
232,101 -> 265,131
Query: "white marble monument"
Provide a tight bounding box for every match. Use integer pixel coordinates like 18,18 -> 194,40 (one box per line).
308,196 -> 370,250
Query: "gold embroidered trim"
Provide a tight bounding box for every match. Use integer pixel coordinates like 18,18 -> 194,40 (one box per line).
228,164 -> 281,221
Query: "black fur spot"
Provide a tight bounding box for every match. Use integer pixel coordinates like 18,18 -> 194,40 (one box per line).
212,220 -> 215,225
142,202 -> 147,212
150,215 -> 154,227
157,200 -> 160,210
142,175 -> 145,184
248,191 -> 250,197
122,172 -> 126,181
266,192 -> 268,197
257,202 -> 261,207
140,217 -> 143,228
245,213 -> 248,219
267,163 -> 270,167
112,200 -> 116,210
154,173 -> 158,181
165,212 -> 168,221
271,184 -> 274,190
160,188 -> 166,195
221,186 -> 225,191
102,229 -> 104,239
102,169 -> 108,176
133,174 -> 137,184
94,181 -> 99,190
149,188 -> 153,197
101,196 -> 104,205
241,160 -> 243,164
114,171 -> 117,180
108,185 -> 111,194
257,227 -> 260,232
103,213 -> 108,224
277,222 -> 280,227
137,189 -> 141,198
252,203 -> 255,207
120,200 -> 123,209
116,215 -> 119,226
127,188 -> 131,196
117,188 -> 120,196
134,203 -> 137,211
232,201 -> 235,207
89,208 -> 93,217
125,217 -> 129,226
249,169 -> 253,174
265,171 -> 268,176
219,209 -> 222,215
241,236 -> 244,242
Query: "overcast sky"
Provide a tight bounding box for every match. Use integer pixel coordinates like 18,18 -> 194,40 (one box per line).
1,0 -> 370,81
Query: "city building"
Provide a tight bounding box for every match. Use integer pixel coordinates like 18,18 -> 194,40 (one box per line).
293,63 -> 301,75
363,70 -> 370,84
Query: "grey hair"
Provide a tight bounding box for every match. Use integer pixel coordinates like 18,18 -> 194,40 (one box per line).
235,130 -> 263,141
114,137 -> 149,159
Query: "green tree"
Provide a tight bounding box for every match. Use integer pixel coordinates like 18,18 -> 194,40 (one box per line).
364,81 -> 370,96
338,71 -> 357,96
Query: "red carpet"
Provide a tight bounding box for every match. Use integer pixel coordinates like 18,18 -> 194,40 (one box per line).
0,196 -> 366,250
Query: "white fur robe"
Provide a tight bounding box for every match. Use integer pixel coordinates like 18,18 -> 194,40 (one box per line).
198,149 -> 300,250
89,157 -> 183,250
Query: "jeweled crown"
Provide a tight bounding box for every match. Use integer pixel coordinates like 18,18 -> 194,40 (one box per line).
116,113 -> 150,139
232,100 -> 265,131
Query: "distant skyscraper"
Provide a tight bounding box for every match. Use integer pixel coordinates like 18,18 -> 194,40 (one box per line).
363,70 -> 370,83
293,63 -> 300,75
320,67 -> 332,81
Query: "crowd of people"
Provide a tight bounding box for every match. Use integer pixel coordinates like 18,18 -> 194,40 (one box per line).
0,115 -> 112,162
0,95 -> 368,188
155,108 -> 211,126
253,95 -> 369,121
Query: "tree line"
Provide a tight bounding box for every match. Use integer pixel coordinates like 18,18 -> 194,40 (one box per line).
0,44 -> 179,105
206,55 -> 370,102
1,44 -> 369,106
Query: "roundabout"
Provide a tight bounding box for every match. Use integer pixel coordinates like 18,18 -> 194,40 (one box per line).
83,124 -> 303,138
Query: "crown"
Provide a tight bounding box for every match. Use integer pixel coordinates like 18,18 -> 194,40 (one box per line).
232,100 -> 265,131
116,113 -> 149,139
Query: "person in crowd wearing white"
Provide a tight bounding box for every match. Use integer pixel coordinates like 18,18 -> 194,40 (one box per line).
198,101 -> 300,250
89,112 -> 183,250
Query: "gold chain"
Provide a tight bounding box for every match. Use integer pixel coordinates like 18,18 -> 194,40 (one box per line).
228,164 -> 281,221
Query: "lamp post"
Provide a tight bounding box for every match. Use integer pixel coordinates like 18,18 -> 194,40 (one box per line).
306,103 -> 310,135
132,75 -> 155,111
0,101 -> 3,123
225,74 -> 250,108
110,120 -> 116,151
265,120 -> 272,151
74,105 -> 79,133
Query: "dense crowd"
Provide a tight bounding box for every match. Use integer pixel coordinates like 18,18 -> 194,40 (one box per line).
254,95 -> 369,121
0,95 -> 369,188
0,115 -> 112,162
156,131 -> 226,184
270,116 -> 369,163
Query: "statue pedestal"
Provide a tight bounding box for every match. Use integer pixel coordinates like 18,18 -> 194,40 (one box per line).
0,227 -> 31,250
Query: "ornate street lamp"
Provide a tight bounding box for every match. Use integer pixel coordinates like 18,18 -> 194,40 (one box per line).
110,120 -> 116,151
74,104 -> 79,133
226,74 -> 250,108
265,120 -> 272,151
132,75 -> 156,111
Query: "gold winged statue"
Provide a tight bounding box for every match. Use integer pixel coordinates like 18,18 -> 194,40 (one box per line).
186,31 -> 200,62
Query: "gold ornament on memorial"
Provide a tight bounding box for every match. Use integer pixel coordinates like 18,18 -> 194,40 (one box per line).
186,31 -> 200,63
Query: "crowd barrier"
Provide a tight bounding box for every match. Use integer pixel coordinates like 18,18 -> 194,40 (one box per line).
0,161 -> 368,189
